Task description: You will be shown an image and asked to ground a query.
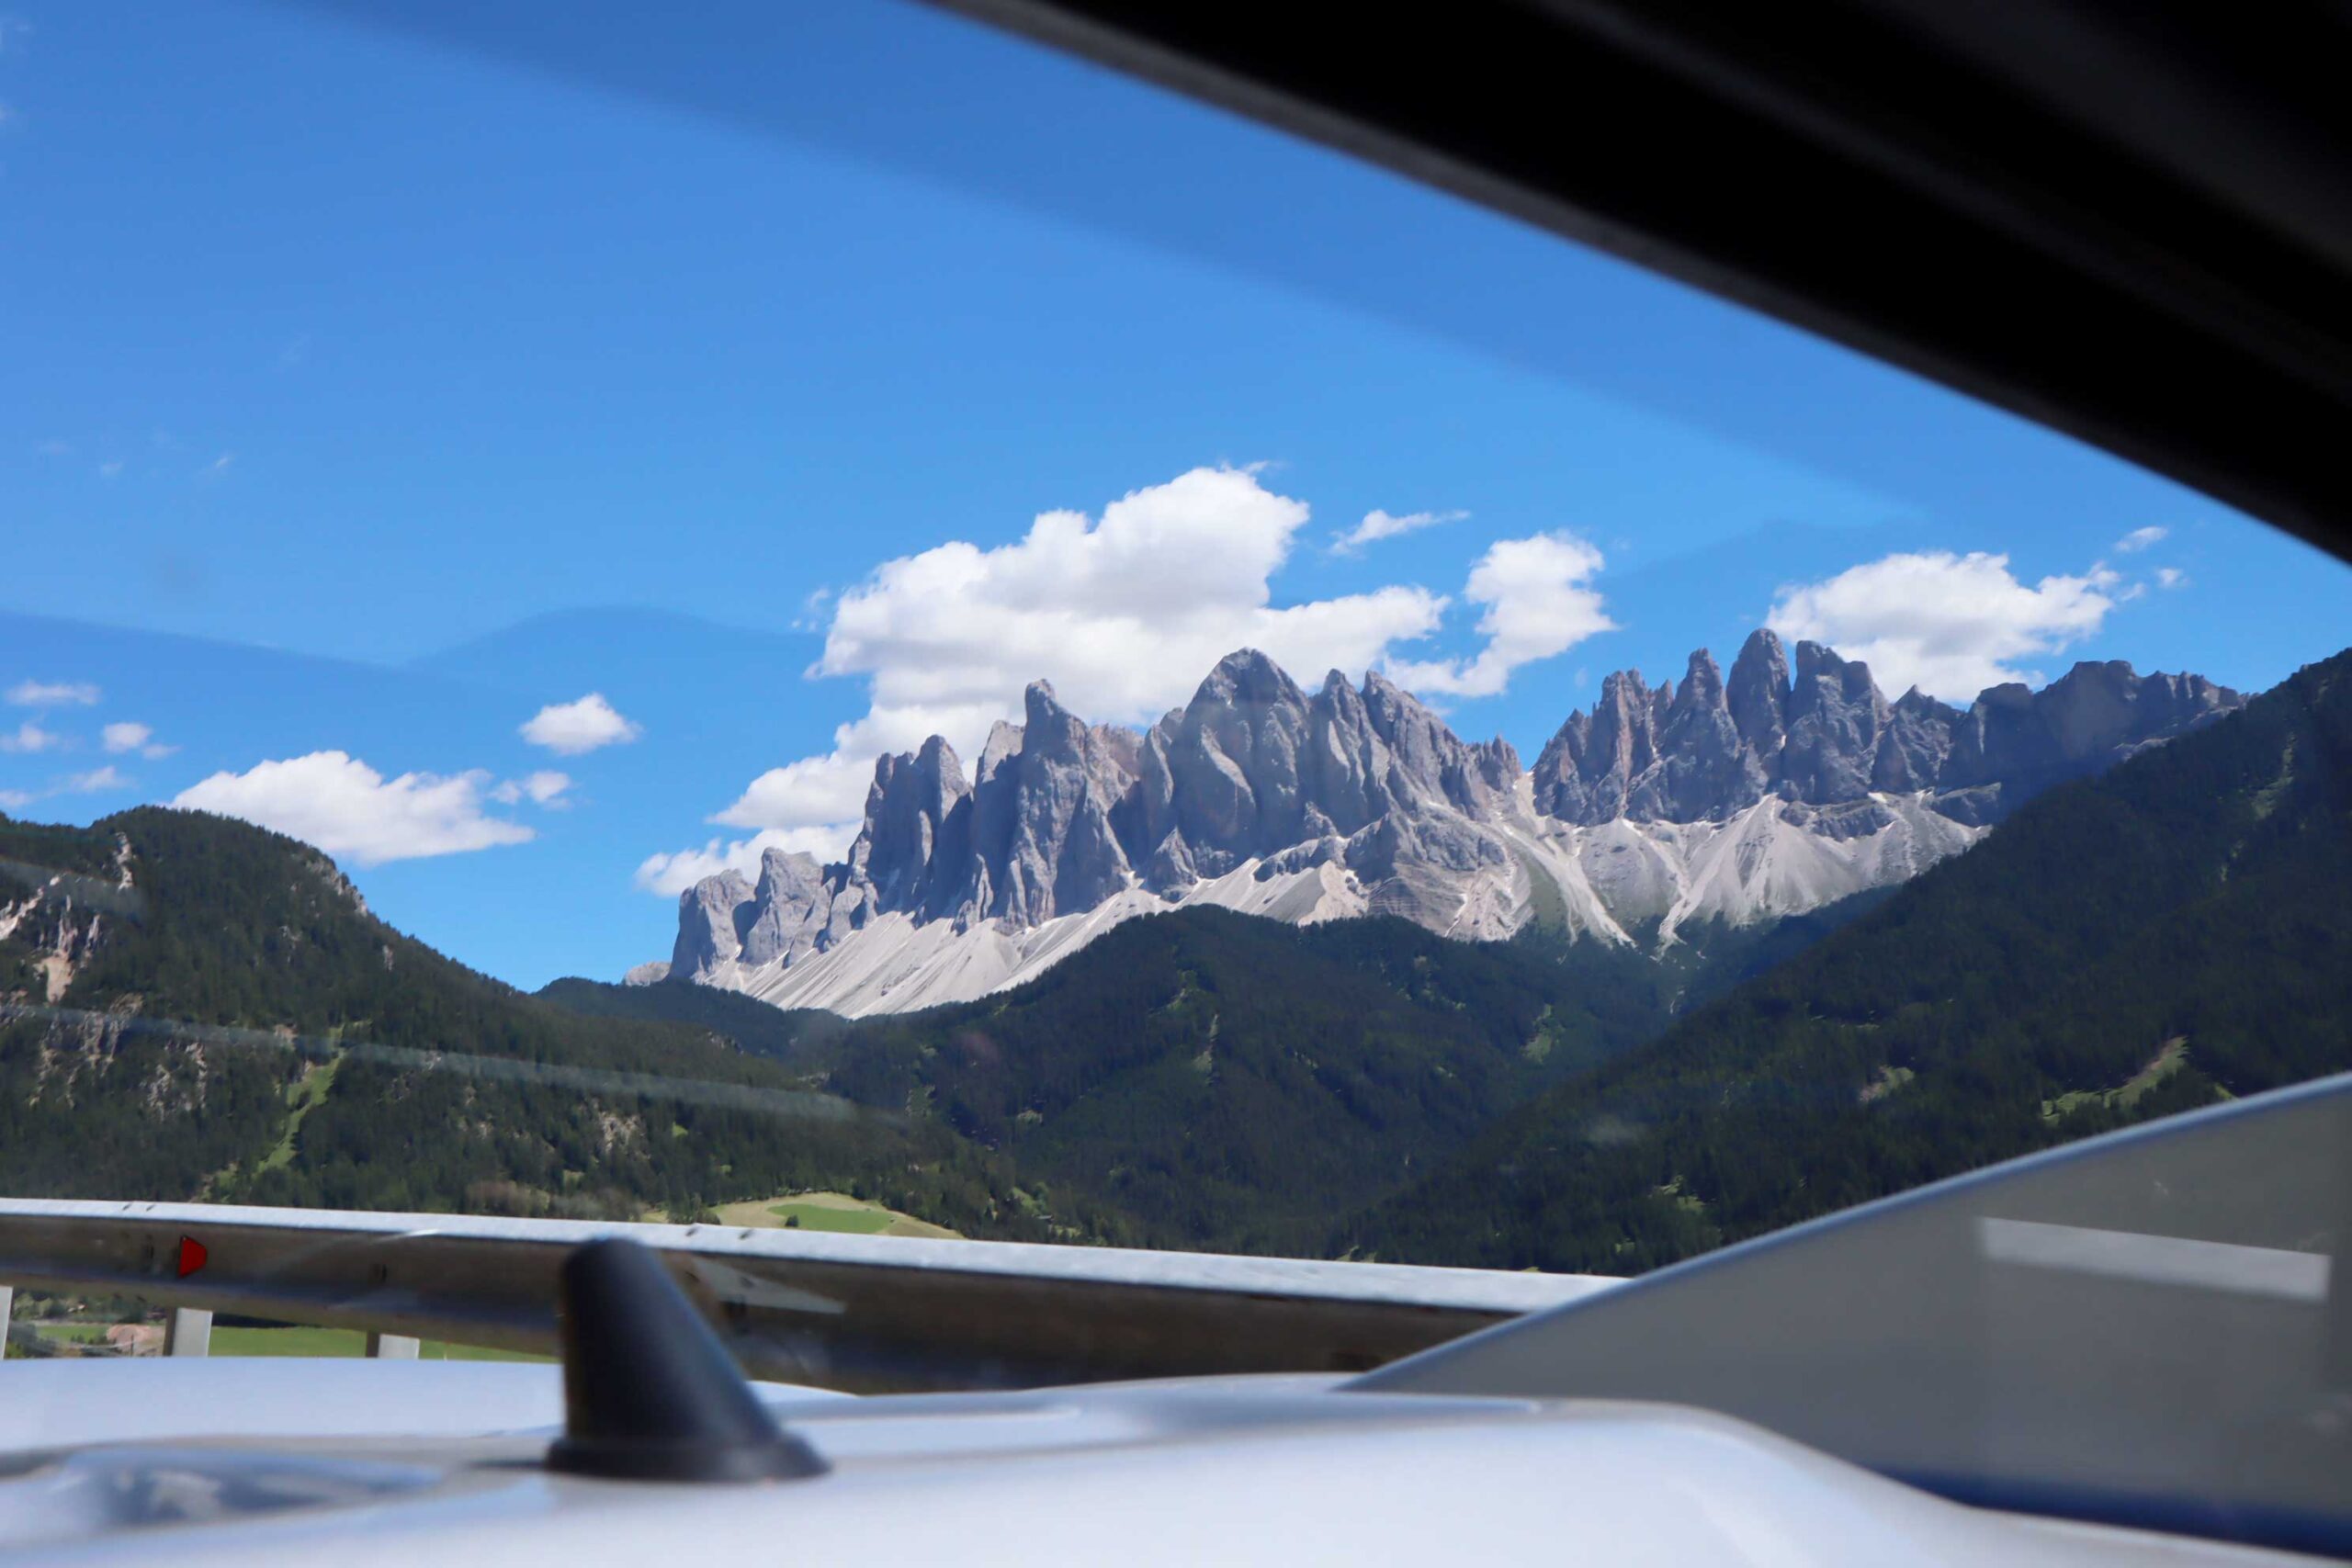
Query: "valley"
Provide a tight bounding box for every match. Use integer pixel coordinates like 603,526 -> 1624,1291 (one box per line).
1,644 -> 2340,1283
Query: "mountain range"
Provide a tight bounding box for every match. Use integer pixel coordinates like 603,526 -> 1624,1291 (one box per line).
5,645 -> 2342,1279
659,632 -> 2240,1014
1349,643 -> 2352,1272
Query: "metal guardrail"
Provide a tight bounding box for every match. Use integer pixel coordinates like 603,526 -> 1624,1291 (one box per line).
0,1200 -> 1612,1391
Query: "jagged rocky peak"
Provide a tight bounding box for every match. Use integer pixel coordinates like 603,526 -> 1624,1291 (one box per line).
1534,648 -> 1766,825
1532,629 -> 2243,829
670,867 -> 754,976
739,847 -> 847,967
967,680 -> 1140,926
1726,627 -> 1792,754
662,639 -> 2245,1008
671,647 -> 1537,985
1136,649 -> 1315,877
1875,686 -> 1962,793
1780,640 -> 1890,804
850,734 -> 969,914
1943,659 -> 2241,793
1359,668 -> 1521,817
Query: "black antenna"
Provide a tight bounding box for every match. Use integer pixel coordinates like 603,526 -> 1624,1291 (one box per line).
546,1238 -> 828,1483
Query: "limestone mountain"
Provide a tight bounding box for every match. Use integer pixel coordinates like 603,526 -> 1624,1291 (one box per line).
662,636 -> 2239,1015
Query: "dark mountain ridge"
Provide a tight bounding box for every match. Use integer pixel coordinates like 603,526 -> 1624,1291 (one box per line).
1345,644 -> 2352,1274
0,808 -> 1029,1229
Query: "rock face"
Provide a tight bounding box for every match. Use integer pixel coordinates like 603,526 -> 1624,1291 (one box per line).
1532,630 -> 2238,827
668,639 -> 2242,1014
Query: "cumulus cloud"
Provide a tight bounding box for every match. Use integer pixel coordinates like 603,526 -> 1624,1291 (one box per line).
520,693 -> 641,755
1385,532 -> 1617,698
7,680 -> 98,706
491,770 -> 573,807
173,751 -> 533,866
706,467 -> 1447,849
101,721 -> 176,759
1767,549 -> 2121,699
2156,567 -> 2188,590
0,789 -> 30,812
0,720 -> 61,754
634,826 -> 858,897
1331,507 -> 1467,554
2114,525 -> 2168,554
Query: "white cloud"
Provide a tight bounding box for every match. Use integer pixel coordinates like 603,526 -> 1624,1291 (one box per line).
2156,567 -> 2188,590
1331,507 -> 1467,554
172,751 -> 533,866
706,467 -> 1447,844
7,679 -> 98,706
520,693 -> 641,755
59,765 -> 127,794
0,720 -> 61,754
2114,525 -> 2168,554
0,765 -> 129,811
1767,549 -> 2121,699
634,826 -> 857,897
491,770 -> 573,807
1385,533 -> 1617,698
101,721 -> 176,759
199,452 -> 234,479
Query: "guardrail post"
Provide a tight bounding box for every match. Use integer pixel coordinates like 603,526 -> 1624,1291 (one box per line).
0,1284 -> 13,1356
164,1307 -> 212,1357
367,1331 -> 421,1359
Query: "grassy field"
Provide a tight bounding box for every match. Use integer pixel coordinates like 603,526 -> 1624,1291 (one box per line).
2041,1037 -> 2189,1122
254,1055 -> 342,1175
31,1322 -> 115,1345
710,1190 -> 960,1239
19,1321 -> 547,1360
210,1325 -> 550,1360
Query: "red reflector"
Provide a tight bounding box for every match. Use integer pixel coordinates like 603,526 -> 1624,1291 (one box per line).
176,1236 -> 208,1278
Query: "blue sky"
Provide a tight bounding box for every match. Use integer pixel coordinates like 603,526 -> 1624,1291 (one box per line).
5,0 -> 2347,987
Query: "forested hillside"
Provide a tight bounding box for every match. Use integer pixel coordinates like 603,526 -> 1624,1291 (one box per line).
805,909 -> 1669,1252
0,809 -> 1034,1235
536,975 -> 847,1071
1344,648 -> 2352,1274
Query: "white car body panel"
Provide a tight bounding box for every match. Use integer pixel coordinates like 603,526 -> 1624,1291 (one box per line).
0,1360 -> 2311,1566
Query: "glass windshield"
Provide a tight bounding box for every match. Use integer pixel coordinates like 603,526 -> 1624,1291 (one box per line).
4,0 -> 2347,1371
